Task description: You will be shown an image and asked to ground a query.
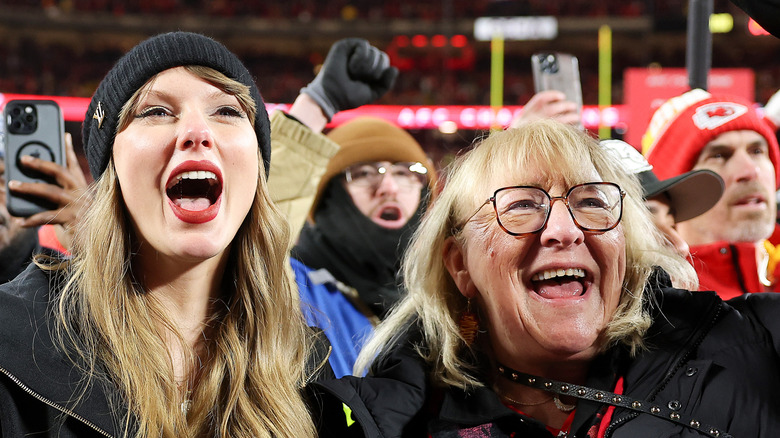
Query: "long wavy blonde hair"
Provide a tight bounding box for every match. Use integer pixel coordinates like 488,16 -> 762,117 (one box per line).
356,120 -> 698,389
48,66 -> 317,437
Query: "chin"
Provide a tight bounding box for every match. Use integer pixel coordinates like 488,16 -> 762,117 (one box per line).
542,331 -> 602,358
170,237 -> 232,262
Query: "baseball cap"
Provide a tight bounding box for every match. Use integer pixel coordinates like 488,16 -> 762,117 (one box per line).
601,139 -> 724,222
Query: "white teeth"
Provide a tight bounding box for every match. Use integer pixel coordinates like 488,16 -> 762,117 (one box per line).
532,268 -> 585,282
176,171 -> 216,182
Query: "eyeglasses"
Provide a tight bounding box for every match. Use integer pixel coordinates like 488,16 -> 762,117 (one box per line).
344,161 -> 428,190
462,182 -> 625,236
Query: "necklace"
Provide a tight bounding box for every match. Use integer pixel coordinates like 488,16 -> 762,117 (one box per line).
495,362 -> 578,413
495,384 -> 576,413
496,387 -> 553,407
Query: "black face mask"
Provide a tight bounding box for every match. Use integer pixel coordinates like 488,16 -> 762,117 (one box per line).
292,178 -> 429,318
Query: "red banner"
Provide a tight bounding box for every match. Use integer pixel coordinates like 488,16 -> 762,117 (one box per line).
0,93 -> 626,132
623,67 -> 755,148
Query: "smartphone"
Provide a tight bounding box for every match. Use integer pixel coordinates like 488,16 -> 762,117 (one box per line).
3,99 -> 65,217
531,52 -> 583,128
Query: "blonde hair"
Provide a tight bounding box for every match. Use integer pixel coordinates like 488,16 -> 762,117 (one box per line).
356,119 -> 697,389
47,66 -> 317,438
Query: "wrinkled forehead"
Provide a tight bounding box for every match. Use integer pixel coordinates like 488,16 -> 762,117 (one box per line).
476,153 -> 605,203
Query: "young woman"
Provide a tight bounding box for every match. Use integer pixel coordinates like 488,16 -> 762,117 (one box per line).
0,32 -> 327,438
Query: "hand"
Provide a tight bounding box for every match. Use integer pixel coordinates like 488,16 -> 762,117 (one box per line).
7,133 -> 89,251
510,90 -> 581,129
764,88 -> 780,129
301,38 -> 399,121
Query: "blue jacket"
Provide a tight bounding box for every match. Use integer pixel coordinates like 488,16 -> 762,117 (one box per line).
293,257 -> 375,377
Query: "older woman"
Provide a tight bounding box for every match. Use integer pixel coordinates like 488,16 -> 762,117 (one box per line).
352,119 -> 780,437
0,32 -> 332,438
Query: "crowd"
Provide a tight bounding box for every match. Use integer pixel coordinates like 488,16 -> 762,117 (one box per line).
3,0 -> 688,20
2,0 -> 779,108
1,2 -> 780,437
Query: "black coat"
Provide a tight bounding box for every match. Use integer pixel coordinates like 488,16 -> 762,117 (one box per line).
320,271 -> 780,437
0,263 -> 350,438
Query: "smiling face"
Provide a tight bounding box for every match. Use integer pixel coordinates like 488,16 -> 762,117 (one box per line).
112,67 -> 259,268
446,159 -> 626,370
677,130 -> 777,245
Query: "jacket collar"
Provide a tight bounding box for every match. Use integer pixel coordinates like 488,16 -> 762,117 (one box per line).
0,264 -> 129,437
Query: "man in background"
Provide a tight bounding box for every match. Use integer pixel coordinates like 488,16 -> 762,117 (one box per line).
643,88 -> 780,298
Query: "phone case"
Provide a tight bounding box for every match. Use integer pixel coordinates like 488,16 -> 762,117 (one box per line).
3,99 -> 65,217
531,52 -> 584,117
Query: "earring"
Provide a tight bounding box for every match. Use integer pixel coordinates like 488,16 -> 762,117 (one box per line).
458,299 -> 479,346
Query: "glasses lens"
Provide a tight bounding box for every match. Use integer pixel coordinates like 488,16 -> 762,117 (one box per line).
345,163 -> 382,186
568,183 -> 623,231
494,187 -> 549,234
346,162 -> 427,189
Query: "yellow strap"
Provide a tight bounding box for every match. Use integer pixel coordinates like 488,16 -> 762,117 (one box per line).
763,240 -> 780,285
342,403 -> 355,427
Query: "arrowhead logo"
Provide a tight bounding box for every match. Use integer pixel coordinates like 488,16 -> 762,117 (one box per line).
692,102 -> 747,130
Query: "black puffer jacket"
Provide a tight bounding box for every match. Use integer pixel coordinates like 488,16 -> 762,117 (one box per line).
0,263 -> 354,438
320,271 -> 780,437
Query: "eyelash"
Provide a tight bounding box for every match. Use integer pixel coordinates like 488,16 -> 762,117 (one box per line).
136,106 -> 170,118
216,106 -> 244,118
135,106 -> 245,119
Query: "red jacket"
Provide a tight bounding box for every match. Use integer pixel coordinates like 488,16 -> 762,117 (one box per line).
690,239 -> 780,300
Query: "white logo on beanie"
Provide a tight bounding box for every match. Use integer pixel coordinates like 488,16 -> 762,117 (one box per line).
692,102 -> 747,130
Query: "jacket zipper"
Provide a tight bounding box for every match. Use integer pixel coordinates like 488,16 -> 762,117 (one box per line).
602,303 -> 723,438
0,366 -> 113,437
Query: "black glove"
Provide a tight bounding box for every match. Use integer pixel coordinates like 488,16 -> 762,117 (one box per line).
301,38 -> 399,121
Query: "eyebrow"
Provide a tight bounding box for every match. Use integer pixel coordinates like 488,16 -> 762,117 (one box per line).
139,89 -> 236,103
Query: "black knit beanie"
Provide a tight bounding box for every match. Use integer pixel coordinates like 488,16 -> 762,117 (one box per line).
82,31 -> 271,180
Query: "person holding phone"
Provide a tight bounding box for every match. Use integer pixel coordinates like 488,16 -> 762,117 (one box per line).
0,32 -> 366,437
0,132 -> 87,283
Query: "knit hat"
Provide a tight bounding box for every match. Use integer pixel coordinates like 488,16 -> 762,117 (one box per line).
312,116 -> 437,213
601,139 -> 723,222
82,31 -> 270,180
642,88 -> 780,187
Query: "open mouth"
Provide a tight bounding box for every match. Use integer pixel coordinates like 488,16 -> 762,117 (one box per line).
378,205 -> 402,221
530,268 -> 587,298
166,170 -> 222,211
734,195 -> 765,206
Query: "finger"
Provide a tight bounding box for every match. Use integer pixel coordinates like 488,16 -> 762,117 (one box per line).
18,155 -> 77,189
349,44 -> 389,80
19,208 -> 75,228
529,90 -> 568,107
8,180 -> 73,207
64,133 -> 88,188
347,40 -> 374,75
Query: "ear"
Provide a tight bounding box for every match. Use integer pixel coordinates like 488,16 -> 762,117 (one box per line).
443,236 -> 478,299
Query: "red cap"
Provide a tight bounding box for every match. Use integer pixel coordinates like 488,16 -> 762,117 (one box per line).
642,89 -> 780,187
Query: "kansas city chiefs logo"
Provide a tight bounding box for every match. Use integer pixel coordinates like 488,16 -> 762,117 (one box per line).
692,102 -> 747,130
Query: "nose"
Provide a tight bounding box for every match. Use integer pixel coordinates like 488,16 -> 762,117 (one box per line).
177,110 -> 213,150
539,198 -> 584,247
728,148 -> 760,183
374,171 -> 400,197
